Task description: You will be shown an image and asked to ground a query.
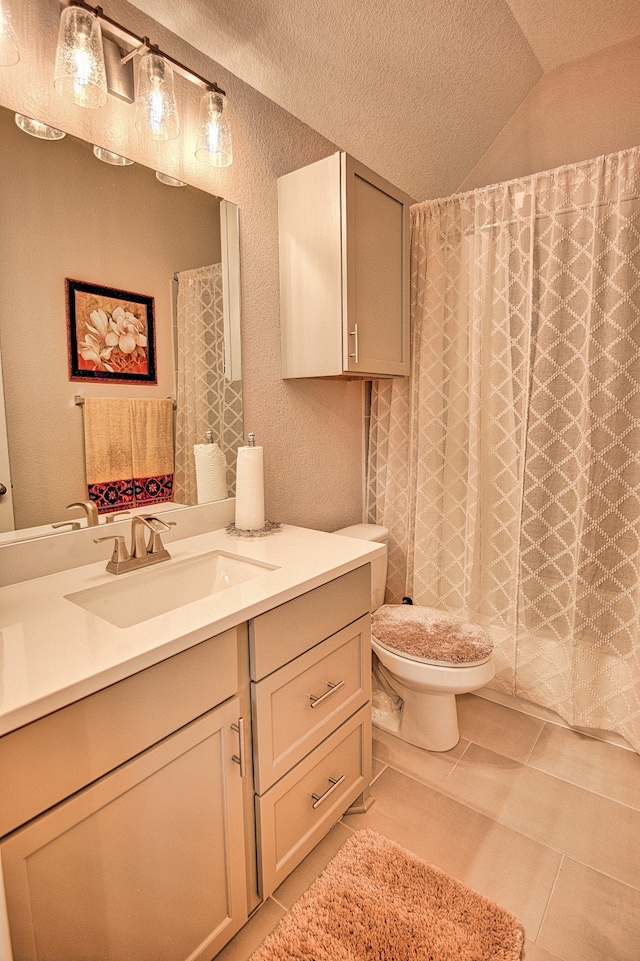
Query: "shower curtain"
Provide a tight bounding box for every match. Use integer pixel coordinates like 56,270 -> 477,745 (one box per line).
173,263 -> 242,504
368,147 -> 640,751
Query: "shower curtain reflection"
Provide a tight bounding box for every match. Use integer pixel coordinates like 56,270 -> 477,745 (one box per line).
368,147 -> 640,752
173,264 -> 243,505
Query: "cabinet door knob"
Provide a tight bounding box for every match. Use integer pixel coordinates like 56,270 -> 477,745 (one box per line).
309,679 -> 345,708
231,717 -> 246,777
311,774 -> 346,809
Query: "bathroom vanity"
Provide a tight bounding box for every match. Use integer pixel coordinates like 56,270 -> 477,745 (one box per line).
0,518 -> 382,961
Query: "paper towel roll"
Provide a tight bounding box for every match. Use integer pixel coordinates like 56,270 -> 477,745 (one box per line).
235,444 -> 265,530
194,442 -> 227,503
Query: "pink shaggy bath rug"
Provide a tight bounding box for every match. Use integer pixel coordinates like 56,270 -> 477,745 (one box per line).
250,829 -> 524,960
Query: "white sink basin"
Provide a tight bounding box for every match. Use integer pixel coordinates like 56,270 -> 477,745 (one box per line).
65,550 -> 279,628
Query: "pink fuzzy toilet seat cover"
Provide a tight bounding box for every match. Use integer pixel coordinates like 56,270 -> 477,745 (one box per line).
371,605 -> 493,666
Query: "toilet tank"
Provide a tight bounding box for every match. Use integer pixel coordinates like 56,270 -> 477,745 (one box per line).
334,523 -> 389,611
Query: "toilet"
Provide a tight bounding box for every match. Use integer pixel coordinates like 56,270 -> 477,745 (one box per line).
335,523 -> 495,751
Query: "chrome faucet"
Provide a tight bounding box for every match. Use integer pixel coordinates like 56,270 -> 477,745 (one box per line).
67,500 -> 100,527
96,515 -> 176,574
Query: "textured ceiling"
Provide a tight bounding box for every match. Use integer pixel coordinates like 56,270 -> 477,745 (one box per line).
128,0 -> 640,201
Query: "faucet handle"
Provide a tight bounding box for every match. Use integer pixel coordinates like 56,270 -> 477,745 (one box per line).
105,511 -> 130,524
142,516 -> 176,555
95,535 -> 131,573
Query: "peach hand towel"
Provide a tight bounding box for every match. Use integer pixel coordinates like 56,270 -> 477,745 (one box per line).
130,398 -> 175,507
83,398 -> 134,513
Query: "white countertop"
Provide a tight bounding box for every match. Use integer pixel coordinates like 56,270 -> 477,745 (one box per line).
0,524 -> 383,737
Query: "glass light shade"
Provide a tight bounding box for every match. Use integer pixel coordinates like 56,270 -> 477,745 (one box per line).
0,1 -> 19,66
155,171 -> 186,187
136,54 -> 180,141
93,145 -> 133,166
54,6 -> 108,108
195,90 -> 233,167
15,114 -> 66,140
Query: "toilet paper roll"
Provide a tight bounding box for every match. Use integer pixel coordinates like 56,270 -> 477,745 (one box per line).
235,445 -> 265,530
194,442 -> 227,503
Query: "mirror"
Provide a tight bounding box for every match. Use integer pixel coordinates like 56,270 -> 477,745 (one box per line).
0,104 -> 242,543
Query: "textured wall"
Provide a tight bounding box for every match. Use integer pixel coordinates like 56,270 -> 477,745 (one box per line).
0,0 -> 365,533
460,36 -> 640,191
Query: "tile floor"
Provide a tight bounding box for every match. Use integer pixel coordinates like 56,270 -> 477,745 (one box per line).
218,694 -> 640,961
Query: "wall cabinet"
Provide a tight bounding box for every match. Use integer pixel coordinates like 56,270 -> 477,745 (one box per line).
279,152 -> 412,379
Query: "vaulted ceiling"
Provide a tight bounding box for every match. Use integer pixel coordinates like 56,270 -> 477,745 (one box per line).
128,0 -> 640,201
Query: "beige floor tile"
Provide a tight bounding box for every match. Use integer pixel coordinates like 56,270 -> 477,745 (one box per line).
372,727 -> 468,787
444,743 -> 640,888
271,821 -> 354,910
522,939 -> 563,960
528,723 -> 640,809
214,899 -> 286,961
370,753 -> 387,783
343,766 -> 561,938
537,858 -> 640,961
457,693 -> 546,761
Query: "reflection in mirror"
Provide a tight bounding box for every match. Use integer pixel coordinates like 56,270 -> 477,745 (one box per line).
0,104 -> 242,543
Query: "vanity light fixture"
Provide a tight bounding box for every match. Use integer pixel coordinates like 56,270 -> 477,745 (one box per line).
155,171 -> 186,187
14,113 -> 66,140
195,90 -> 233,167
54,4 -> 108,108
0,0 -> 19,65
53,2 -> 233,163
93,144 -> 133,165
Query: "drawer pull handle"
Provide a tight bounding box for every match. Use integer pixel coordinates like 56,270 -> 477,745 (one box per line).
309,680 -> 345,709
311,774 -> 346,809
349,324 -> 359,365
231,717 -> 246,777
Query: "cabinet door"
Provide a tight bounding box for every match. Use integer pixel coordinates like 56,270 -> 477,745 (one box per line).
343,154 -> 410,377
1,700 -> 248,961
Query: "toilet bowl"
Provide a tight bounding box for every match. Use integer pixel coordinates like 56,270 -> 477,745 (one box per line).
334,523 -> 495,752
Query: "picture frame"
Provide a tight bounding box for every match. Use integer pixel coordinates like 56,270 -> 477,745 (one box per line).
66,278 -> 157,384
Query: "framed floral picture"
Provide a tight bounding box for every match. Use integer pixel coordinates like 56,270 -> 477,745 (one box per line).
66,278 -> 157,383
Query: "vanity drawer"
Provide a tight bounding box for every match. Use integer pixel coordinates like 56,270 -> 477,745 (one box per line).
255,706 -> 371,897
252,615 -> 370,793
249,565 -> 370,680
0,627 -> 239,837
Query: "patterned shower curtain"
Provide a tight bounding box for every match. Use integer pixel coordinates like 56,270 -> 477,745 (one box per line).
173,264 -> 243,504
368,148 -> 640,751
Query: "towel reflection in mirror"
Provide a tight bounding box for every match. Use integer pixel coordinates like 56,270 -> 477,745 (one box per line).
83,397 -> 174,513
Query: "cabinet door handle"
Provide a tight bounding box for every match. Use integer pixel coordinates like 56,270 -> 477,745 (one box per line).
349,323 -> 359,365
231,717 -> 246,777
309,679 -> 345,709
311,774 -> 346,809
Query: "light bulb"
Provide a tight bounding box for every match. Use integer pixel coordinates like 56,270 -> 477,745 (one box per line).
54,6 -> 108,108
156,171 -> 186,187
93,145 -> 133,166
15,114 -> 66,141
195,90 -> 233,167
136,54 -> 179,141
